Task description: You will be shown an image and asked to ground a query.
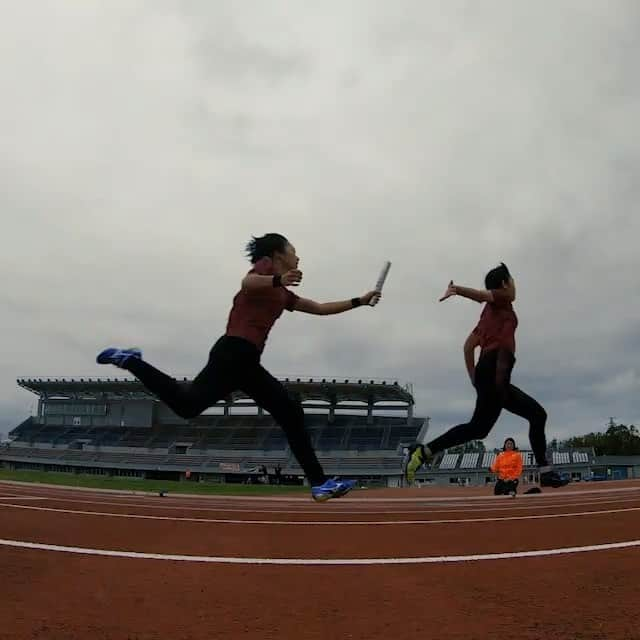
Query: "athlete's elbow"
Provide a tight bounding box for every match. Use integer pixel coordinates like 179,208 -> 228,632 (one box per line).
463,339 -> 477,353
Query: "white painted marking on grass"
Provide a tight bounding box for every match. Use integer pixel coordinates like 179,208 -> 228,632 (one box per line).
3,501 -> 640,525
1,537 -> 639,565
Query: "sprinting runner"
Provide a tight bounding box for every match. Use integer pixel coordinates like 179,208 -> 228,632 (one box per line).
405,263 -> 568,489
97,233 -> 381,501
491,437 -> 522,496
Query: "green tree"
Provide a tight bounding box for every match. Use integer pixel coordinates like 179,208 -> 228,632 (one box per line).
562,423 -> 640,456
448,440 -> 486,454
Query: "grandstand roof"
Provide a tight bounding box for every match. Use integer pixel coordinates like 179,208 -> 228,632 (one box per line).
592,455 -> 640,466
17,376 -> 414,405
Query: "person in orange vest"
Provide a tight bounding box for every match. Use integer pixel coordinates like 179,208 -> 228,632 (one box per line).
491,437 -> 522,496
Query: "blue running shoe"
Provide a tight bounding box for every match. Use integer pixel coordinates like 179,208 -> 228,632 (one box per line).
311,477 -> 356,502
96,347 -> 142,368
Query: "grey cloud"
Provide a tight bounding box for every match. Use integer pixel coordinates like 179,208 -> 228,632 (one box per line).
2,2 -> 639,448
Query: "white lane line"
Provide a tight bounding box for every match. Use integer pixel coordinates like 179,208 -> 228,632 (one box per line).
3,501 -> 640,525
2,480 -> 640,502
1,537 -> 639,565
3,493 -> 640,516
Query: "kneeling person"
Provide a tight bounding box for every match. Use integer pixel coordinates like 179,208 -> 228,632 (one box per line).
491,437 -> 522,496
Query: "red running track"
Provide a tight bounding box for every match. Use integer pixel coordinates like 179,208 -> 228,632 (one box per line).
1,480 -> 639,639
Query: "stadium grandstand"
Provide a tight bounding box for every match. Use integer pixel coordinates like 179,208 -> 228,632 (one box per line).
1,376 -> 427,487
0,377 -> 604,487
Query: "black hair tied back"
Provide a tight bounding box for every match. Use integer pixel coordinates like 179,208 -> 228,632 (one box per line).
245,233 -> 289,264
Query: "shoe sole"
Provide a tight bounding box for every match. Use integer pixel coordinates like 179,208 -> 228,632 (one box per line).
334,485 -> 354,499
311,484 -> 354,502
96,349 -> 116,365
97,348 -> 142,366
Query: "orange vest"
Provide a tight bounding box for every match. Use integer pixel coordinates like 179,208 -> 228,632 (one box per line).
490,450 -> 522,481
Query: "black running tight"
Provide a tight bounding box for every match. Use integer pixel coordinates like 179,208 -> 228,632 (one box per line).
125,336 -> 326,485
427,349 -> 548,466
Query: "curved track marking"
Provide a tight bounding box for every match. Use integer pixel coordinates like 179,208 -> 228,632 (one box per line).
1,537 -> 639,565
3,501 -> 640,525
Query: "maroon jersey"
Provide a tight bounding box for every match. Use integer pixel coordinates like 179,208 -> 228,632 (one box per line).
472,289 -> 518,354
225,257 -> 299,352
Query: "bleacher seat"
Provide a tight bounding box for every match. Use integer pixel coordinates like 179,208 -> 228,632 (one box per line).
553,451 -> 571,464
386,426 -> 422,448
481,452 -> 496,468
262,429 -> 288,450
1,412 -> 426,476
347,427 -> 384,450
459,453 -> 480,469
439,454 -> 459,470
317,427 -> 345,450
520,451 -> 534,466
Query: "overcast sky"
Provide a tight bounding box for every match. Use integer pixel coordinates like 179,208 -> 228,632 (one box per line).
1,1 -> 638,448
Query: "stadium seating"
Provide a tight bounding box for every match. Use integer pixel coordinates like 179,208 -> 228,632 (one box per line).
520,451 -> 535,466
439,454 -> 460,470
553,451 -> 571,465
481,452 -> 496,468
573,451 -> 589,463
386,426 -> 423,448
346,428 -> 385,450
460,453 -> 480,469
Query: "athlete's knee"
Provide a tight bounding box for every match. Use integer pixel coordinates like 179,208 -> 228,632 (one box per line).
284,400 -> 305,427
173,405 -> 201,420
276,397 -> 305,431
468,420 -> 492,440
172,395 -> 207,420
531,405 -> 547,427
